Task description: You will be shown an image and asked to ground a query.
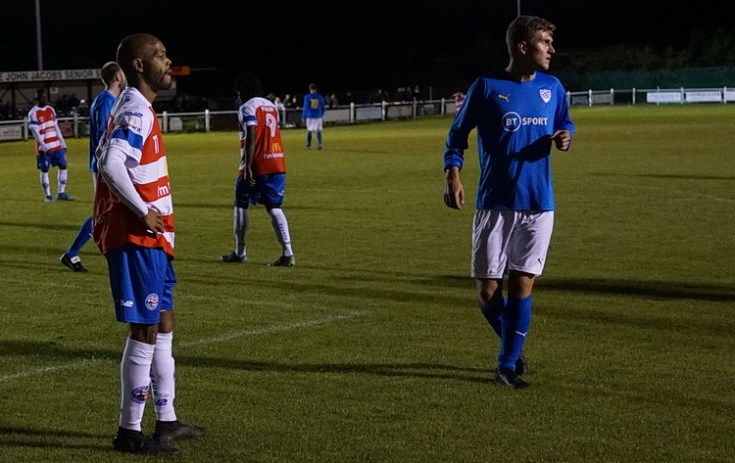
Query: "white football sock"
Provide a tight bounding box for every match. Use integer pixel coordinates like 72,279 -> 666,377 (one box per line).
234,206 -> 249,257
119,338 -> 155,431
40,172 -> 50,196
58,169 -> 68,193
267,208 -> 293,256
151,331 -> 177,422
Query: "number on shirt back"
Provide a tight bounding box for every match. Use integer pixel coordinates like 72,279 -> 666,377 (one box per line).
265,113 -> 278,138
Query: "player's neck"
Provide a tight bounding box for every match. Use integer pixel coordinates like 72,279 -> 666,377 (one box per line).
133,84 -> 157,103
505,61 -> 536,83
107,84 -> 124,99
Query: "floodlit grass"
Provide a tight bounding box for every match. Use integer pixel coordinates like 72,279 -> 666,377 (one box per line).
0,105 -> 734,462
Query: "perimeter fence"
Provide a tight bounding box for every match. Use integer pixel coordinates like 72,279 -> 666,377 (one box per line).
2,86 -> 735,142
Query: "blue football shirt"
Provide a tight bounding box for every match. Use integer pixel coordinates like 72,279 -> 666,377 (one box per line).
302,92 -> 326,119
444,70 -> 575,211
88,89 -> 117,172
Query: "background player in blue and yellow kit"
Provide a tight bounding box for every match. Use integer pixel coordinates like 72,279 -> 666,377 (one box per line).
301,83 -> 326,150
60,62 -> 125,272
443,15 -> 574,389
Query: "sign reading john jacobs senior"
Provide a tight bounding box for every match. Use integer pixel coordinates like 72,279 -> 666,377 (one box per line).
0,69 -> 100,83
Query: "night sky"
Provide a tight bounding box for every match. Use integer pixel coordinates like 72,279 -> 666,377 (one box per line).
2,0 -> 735,97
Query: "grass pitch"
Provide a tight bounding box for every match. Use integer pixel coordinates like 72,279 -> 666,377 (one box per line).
0,105 -> 734,462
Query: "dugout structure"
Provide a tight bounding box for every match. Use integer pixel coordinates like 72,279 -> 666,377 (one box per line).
0,68 -> 176,141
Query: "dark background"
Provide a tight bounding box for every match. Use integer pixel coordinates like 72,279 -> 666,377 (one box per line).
3,0 -> 735,100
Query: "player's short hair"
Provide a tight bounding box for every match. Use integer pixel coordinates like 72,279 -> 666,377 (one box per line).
116,33 -> 160,76
308,83 -> 317,91
234,73 -> 263,101
506,15 -> 555,53
100,61 -> 122,86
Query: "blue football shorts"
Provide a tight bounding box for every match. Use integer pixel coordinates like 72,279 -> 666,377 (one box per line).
234,173 -> 286,208
105,243 -> 176,324
36,149 -> 68,171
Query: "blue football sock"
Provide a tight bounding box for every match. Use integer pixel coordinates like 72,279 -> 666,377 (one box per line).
479,296 -> 506,338
497,296 -> 532,371
316,132 -> 322,146
306,132 -> 312,146
67,216 -> 93,257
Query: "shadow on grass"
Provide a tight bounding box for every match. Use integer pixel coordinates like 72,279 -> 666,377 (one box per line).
0,426 -> 108,451
0,220 -> 79,232
538,277 -> 735,302
177,355 -> 492,384
174,201 -> 325,211
177,269 -> 735,308
0,340 -> 491,384
0,340 -> 116,360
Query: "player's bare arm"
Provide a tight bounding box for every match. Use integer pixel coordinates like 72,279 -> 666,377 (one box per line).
551,130 -> 571,151
444,166 -> 465,210
245,126 -> 257,185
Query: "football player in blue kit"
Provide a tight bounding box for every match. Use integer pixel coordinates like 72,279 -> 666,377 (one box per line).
59,61 -> 125,272
443,15 -> 575,389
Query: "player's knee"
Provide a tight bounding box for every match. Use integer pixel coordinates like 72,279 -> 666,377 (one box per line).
159,310 -> 175,333
477,279 -> 501,304
508,271 -> 535,298
129,323 -> 159,345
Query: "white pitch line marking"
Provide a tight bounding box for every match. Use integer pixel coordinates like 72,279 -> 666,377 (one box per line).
0,358 -> 107,383
0,310 -> 366,383
178,309 -> 366,348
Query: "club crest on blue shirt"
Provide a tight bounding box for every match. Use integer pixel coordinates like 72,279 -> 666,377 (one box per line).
539,89 -> 552,103
145,293 -> 160,311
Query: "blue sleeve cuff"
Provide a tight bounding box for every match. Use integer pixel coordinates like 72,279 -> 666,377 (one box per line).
443,150 -> 464,171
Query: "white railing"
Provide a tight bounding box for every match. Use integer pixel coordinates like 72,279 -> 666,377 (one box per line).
568,86 -> 735,106
3,86 -> 734,142
0,99 -> 461,142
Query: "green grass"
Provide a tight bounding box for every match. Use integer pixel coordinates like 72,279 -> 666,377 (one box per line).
0,105 -> 734,462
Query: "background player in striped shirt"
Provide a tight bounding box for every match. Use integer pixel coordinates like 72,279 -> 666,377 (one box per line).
443,16 -> 574,389
60,61 -> 125,272
94,33 -> 205,455
27,88 -> 75,202
221,73 -> 295,267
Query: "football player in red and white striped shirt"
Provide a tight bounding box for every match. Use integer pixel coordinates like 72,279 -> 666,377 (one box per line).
221,73 -> 295,267
27,88 -> 75,202
94,33 -> 205,456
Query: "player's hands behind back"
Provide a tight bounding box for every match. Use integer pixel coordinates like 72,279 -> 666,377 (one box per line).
143,208 -> 165,234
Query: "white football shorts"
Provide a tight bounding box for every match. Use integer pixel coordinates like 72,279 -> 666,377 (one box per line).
305,117 -> 323,132
471,209 -> 554,279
